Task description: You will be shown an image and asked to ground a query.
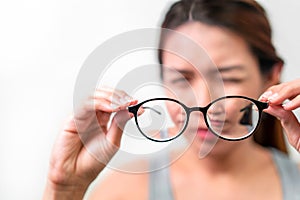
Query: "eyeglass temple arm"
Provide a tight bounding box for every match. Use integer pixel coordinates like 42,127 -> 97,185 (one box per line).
240,104 -> 252,112
239,104 -> 253,126
142,106 -> 162,115
239,100 -> 269,112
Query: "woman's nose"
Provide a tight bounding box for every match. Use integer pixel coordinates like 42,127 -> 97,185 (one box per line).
194,80 -> 217,107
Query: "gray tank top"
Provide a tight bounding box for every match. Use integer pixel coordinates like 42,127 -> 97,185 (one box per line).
149,148 -> 300,200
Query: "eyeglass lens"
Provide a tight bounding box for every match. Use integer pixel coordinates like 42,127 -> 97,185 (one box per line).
206,97 -> 259,140
136,100 -> 187,141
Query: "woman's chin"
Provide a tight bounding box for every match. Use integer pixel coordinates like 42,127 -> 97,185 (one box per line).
182,127 -> 250,158
185,131 -> 240,158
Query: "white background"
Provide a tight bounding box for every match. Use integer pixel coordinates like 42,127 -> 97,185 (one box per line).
0,1 -> 299,199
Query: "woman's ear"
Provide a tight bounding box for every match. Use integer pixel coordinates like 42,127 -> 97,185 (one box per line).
264,62 -> 283,88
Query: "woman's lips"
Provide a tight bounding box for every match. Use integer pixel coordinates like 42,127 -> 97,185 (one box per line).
197,128 -> 216,140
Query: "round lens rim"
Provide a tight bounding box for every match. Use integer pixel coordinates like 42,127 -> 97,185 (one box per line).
204,96 -> 266,141
131,98 -> 189,142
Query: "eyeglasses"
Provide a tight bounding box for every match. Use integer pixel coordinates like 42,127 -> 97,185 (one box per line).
128,96 -> 268,142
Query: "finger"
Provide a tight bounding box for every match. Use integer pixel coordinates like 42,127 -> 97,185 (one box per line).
87,97 -> 134,113
264,105 -> 300,152
75,99 -> 115,121
95,87 -> 134,103
260,80 -> 300,105
94,90 -> 124,106
95,105 -> 137,132
87,99 -> 122,131
282,94 -> 300,111
259,86 -> 286,104
93,98 -> 123,112
94,89 -> 131,105
94,90 -> 137,110
74,96 -> 138,137
96,110 -> 111,131
63,115 -> 78,134
106,110 -> 134,146
97,86 -> 131,97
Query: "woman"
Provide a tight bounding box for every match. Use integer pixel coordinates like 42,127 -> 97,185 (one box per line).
43,0 -> 300,199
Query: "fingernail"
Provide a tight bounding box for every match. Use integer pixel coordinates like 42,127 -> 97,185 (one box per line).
111,103 -> 120,110
268,93 -> 278,102
120,96 -> 134,105
259,91 -> 272,101
119,98 -> 128,104
125,95 -> 134,102
283,100 -> 292,108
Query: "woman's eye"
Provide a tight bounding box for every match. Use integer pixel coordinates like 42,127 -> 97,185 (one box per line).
171,77 -> 191,84
222,78 -> 243,83
172,78 -> 185,84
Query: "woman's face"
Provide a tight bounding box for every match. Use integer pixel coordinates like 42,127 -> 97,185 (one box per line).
161,22 -> 267,154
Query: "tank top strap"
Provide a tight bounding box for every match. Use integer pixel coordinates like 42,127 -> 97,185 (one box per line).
270,148 -> 300,200
149,130 -> 174,200
148,157 -> 174,200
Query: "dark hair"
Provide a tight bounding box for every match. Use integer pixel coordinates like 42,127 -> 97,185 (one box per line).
159,0 -> 287,153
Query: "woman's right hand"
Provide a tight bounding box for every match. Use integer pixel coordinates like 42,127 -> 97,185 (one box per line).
259,79 -> 300,152
43,87 -> 137,200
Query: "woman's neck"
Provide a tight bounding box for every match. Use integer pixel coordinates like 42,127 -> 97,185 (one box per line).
175,139 -> 270,176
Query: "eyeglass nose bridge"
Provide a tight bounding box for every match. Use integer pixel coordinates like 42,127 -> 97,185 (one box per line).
188,106 -> 209,115
185,106 -> 210,127
187,104 -> 220,128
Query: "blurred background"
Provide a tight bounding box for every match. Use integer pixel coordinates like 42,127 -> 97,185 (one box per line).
0,0 -> 299,199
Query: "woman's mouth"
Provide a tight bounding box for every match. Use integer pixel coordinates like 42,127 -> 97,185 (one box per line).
197,128 -> 217,140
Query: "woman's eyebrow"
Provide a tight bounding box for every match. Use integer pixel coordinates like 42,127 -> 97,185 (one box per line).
164,68 -> 195,76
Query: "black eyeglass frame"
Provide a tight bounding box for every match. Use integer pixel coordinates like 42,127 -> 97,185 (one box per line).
128,95 -> 269,142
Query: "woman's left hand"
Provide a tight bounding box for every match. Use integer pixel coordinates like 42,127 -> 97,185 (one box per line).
259,79 -> 300,153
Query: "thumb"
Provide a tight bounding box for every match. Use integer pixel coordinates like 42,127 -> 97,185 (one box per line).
106,110 -> 133,146
265,105 -> 300,151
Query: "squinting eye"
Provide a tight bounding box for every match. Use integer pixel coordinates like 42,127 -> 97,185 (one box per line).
171,77 -> 190,84
222,78 -> 243,83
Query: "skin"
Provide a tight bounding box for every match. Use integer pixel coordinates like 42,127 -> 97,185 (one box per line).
43,22 -> 300,200
260,80 -> 300,151
161,22 -> 270,158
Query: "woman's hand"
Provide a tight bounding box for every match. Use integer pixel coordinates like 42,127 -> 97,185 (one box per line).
259,79 -> 300,152
43,87 -> 137,200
